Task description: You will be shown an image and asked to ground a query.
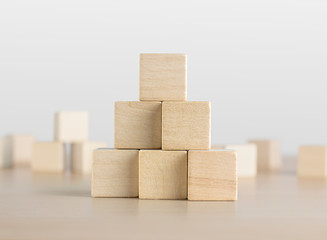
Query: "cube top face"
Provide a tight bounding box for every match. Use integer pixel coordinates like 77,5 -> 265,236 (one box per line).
92,149 -> 139,197
162,101 -> 210,150
139,54 -> 187,101
31,142 -> 65,172
115,101 -> 162,149
55,111 -> 88,142
297,146 -> 327,178
139,150 -> 187,200
188,150 -> 237,201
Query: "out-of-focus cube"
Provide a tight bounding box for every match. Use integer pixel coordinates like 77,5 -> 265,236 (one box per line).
248,139 -> 281,172
71,141 -> 107,174
3,135 -> 35,167
54,111 -> 88,142
297,146 -> 327,178
31,142 -> 65,172
212,144 -> 257,177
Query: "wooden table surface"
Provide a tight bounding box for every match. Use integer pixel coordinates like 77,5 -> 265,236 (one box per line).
1,157 -> 327,240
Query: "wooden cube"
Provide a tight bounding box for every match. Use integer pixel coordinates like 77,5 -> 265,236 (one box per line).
212,144 -> 257,177
248,139 -> 281,171
162,101 -> 210,150
71,141 -> 107,174
139,53 -> 187,101
55,111 -> 88,142
188,150 -> 237,201
297,146 -> 327,178
92,149 -> 139,197
114,101 -> 161,149
3,135 -> 35,167
139,150 -> 187,200
0,138 -> 12,168
31,142 -> 65,172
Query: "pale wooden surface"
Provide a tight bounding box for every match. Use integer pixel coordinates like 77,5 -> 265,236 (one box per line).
54,111 -> 88,142
297,146 -> 327,178
188,150 -> 237,200
139,53 -> 187,101
114,101 -> 162,149
31,142 -> 65,172
71,141 -> 107,174
162,101 -> 210,150
212,144 -> 257,177
139,150 -> 187,200
92,149 -> 139,197
1,156 -> 327,239
248,139 -> 281,171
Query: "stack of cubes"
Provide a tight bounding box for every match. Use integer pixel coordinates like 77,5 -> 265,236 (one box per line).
32,112 -> 107,173
92,54 -> 238,200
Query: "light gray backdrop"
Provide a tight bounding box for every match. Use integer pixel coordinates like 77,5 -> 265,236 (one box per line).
1,0 -> 327,155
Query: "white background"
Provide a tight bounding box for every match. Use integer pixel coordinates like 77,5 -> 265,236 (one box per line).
0,0 -> 326,155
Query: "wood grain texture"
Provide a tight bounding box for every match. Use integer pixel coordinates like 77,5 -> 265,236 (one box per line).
54,111 -> 88,142
162,101 -> 210,150
297,146 -> 327,178
248,140 -> 281,172
3,135 -> 35,167
114,101 -> 162,149
71,141 -> 107,174
188,150 -> 237,201
31,142 -> 65,172
92,149 -> 139,197
139,150 -> 187,200
139,53 -> 187,101
212,144 -> 257,177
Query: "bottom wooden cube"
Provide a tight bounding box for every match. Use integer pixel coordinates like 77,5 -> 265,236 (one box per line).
188,150 -> 237,201
212,144 -> 257,177
31,142 -> 65,172
71,141 -> 107,174
92,149 -> 139,197
297,146 -> 327,178
139,150 -> 187,200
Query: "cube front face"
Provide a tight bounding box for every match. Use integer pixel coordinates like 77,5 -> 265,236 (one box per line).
71,141 -> 107,174
248,140 -> 281,171
31,142 -> 65,172
297,146 -> 327,178
139,150 -> 187,200
55,111 -> 88,142
114,102 -> 162,149
92,149 -> 139,197
140,54 -> 187,101
188,150 -> 237,201
162,102 -> 210,150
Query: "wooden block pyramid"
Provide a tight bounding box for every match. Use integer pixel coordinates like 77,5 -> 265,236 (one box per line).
92,53 -> 238,201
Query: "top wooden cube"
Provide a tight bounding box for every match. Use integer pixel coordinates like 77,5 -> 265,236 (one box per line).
55,111 -> 88,142
139,54 -> 187,101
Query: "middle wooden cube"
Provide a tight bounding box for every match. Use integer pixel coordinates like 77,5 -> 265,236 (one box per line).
162,101 -> 211,150
115,101 -> 162,149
